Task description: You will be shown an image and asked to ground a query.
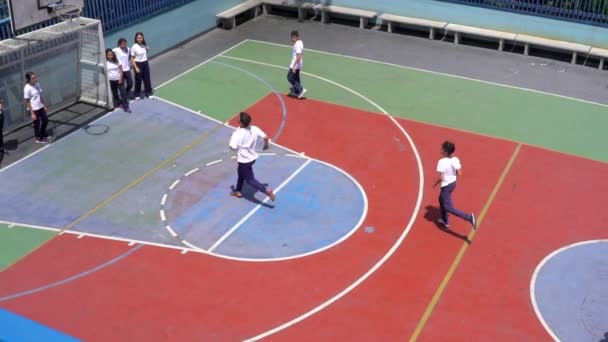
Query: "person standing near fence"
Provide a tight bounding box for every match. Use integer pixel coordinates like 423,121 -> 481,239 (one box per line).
24,72 -> 49,144
106,49 -> 131,113
131,32 -> 153,99
287,30 -> 307,99
113,38 -> 134,98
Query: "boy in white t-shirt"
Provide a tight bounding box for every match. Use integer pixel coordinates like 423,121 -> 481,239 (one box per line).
287,30 -> 307,99
229,112 -> 276,201
433,141 -> 476,229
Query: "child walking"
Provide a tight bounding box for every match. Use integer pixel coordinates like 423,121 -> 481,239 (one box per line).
229,112 -> 276,201
434,141 -> 477,229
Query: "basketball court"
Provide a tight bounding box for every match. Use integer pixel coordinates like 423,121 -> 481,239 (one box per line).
0,4 -> 607,341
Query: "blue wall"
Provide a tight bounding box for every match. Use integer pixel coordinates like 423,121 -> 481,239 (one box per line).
333,0 -> 608,48
103,0 -> 242,57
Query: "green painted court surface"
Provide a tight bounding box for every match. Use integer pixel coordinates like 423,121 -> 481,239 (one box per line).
3,39 -> 606,271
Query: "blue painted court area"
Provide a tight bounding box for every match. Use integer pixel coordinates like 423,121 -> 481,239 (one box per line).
534,241 -> 608,341
165,155 -> 366,260
0,308 -> 80,341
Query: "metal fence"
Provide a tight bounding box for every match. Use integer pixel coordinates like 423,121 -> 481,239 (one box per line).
0,18 -> 110,131
0,0 -> 197,40
439,0 -> 608,26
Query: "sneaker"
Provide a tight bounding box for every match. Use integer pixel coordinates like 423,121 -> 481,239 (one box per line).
437,218 -> 450,228
298,88 -> 307,99
230,191 -> 243,198
135,96 -> 141,100
265,188 -> 276,201
470,213 -> 477,230
35,138 -> 48,144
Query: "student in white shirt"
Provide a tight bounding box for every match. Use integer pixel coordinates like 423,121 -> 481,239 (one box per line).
106,49 -> 131,112
287,30 -> 307,99
433,141 -> 476,229
131,32 -> 153,99
229,112 -> 276,201
23,72 -> 49,144
113,38 -> 134,97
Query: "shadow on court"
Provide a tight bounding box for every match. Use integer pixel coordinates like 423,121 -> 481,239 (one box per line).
231,184 -> 274,209
424,205 -> 471,244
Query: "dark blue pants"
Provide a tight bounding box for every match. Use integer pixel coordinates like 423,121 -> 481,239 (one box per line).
123,70 -> 134,94
110,80 -> 129,110
33,108 -> 48,140
287,69 -> 303,95
0,111 -> 4,150
134,61 -> 153,97
236,160 -> 267,193
439,182 -> 471,225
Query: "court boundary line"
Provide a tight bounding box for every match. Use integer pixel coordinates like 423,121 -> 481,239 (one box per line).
530,239 -> 608,342
216,55 -> 424,342
0,109 -> 120,174
409,143 -> 522,341
155,40 -> 250,89
244,39 -> 608,108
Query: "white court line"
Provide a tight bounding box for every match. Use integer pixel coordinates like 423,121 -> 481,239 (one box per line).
185,168 -> 199,177
244,39 -> 608,108
155,40 -> 250,89
77,234 -> 85,239
160,194 -> 168,206
215,54 -> 424,342
168,179 -> 180,191
205,159 -> 223,166
159,210 -> 166,222
181,249 -> 189,255
0,109 -> 120,174
207,159 -> 313,253
530,239 -> 608,342
128,241 -> 136,246
181,240 -> 202,250
166,226 -> 178,237
0,219 -> 201,253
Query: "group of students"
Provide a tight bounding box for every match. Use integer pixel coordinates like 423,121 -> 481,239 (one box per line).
0,31 -> 155,147
105,32 -> 154,113
2,29 -> 477,231
232,30 -> 476,230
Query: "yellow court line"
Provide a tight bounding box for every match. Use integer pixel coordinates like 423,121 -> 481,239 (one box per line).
409,143 -> 522,341
0,121 -> 226,273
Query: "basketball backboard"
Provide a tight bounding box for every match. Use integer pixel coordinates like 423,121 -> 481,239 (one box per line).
8,0 -> 84,33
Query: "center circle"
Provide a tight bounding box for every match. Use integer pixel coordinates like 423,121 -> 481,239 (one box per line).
160,154 -> 367,261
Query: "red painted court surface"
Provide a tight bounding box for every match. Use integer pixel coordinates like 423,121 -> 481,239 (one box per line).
1,94 -> 606,340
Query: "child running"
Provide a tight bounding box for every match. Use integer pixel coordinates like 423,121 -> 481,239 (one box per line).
229,112 -> 276,201
433,141 -> 477,230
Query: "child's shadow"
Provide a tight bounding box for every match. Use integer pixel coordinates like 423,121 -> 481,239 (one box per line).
599,332 -> 608,342
424,205 -> 470,244
231,184 -> 274,209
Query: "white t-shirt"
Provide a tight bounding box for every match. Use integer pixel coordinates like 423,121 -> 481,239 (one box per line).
229,126 -> 267,163
131,44 -> 148,63
24,83 -> 44,111
112,47 -> 131,71
106,61 -> 121,81
437,156 -> 461,187
290,40 -> 304,70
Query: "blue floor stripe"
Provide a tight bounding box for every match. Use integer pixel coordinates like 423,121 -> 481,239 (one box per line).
0,308 -> 80,341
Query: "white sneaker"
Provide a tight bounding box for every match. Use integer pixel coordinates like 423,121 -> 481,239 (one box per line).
437,218 -> 450,228
298,88 -> 307,99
